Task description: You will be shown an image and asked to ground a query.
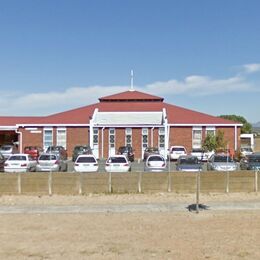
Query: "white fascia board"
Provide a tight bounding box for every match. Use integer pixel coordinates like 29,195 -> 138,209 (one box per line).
16,124 -> 90,127
0,126 -> 18,130
92,124 -> 163,128
168,123 -> 243,127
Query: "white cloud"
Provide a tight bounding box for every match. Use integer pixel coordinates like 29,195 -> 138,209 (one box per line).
0,66 -> 259,116
145,75 -> 255,97
242,63 -> 260,74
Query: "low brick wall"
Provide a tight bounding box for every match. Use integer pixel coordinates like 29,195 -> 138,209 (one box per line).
0,171 -> 259,195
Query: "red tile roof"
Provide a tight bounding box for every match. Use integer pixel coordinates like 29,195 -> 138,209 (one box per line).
0,90 -> 241,126
99,90 -> 164,102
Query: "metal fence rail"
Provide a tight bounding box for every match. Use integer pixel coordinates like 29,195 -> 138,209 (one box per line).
0,171 -> 259,195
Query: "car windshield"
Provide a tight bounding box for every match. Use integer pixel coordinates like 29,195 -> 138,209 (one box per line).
179,157 -> 198,165
241,148 -> 253,152
108,157 -> 127,163
74,146 -> 90,152
192,149 -> 204,153
39,154 -> 57,160
1,146 -> 12,151
76,157 -> 96,163
172,147 -> 185,152
148,156 -> 164,162
119,147 -> 130,153
248,156 -> 260,163
146,147 -> 159,153
214,156 -> 233,162
9,155 -> 26,161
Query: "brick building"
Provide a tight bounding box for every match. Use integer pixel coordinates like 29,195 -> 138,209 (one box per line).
0,90 -> 242,159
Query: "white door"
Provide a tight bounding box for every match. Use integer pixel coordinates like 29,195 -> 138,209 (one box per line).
92,128 -> 99,159
109,128 -> 116,156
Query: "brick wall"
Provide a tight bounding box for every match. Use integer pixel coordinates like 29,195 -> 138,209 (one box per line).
18,125 -> 241,159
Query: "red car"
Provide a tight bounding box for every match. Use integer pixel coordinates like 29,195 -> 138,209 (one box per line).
24,146 -> 43,160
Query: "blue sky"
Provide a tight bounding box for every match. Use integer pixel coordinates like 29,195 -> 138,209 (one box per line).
0,0 -> 259,123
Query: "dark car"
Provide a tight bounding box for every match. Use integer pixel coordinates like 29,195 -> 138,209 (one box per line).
118,146 -> 134,162
72,145 -> 92,162
24,146 -> 43,160
46,146 -> 68,160
176,155 -> 201,172
143,147 -> 159,161
240,153 -> 260,170
0,152 -> 5,171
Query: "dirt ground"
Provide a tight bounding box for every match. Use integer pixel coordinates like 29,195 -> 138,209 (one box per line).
0,192 -> 260,259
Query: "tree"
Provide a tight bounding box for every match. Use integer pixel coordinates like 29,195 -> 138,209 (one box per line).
202,130 -> 227,152
219,115 -> 252,134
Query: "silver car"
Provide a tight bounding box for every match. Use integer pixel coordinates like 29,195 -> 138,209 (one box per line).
36,153 -> 67,172
207,154 -> 238,171
0,144 -> 18,159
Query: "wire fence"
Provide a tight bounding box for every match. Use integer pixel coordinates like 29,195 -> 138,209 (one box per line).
0,170 -> 259,195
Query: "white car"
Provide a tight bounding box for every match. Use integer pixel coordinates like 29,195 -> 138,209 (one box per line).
169,146 -> 187,160
191,148 -> 214,162
240,147 -> 253,157
74,155 -> 99,172
144,154 -> 167,172
105,155 -> 131,172
4,154 -> 37,173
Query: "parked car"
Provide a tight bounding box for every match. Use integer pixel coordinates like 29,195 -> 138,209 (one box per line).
36,153 -> 67,172
207,154 -> 238,171
240,147 -> 254,157
176,155 -> 201,172
4,154 -> 37,172
24,146 -> 43,160
74,154 -> 99,172
0,152 -> 6,171
72,145 -> 92,162
118,146 -> 134,162
169,145 -> 187,161
46,146 -> 68,160
144,154 -> 167,172
0,144 -> 18,159
143,147 -> 159,161
105,155 -> 131,172
190,148 -> 214,162
240,153 -> 260,170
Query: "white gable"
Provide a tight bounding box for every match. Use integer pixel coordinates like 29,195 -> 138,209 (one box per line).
92,111 -> 163,126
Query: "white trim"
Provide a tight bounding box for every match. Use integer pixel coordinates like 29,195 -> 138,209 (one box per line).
17,124 -> 90,127
0,126 -> 18,130
169,123 -> 242,126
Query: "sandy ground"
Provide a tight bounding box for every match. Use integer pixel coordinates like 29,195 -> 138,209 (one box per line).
0,192 -> 260,259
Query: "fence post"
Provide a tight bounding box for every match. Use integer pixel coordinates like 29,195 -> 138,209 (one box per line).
225,171 -> 230,193
167,170 -> 172,192
138,171 -> 142,193
108,171 -> 112,193
17,173 -> 21,194
255,170 -> 258,193
196,171 -> 200,214
48,172 -> 52,196
79,173 -> 83,195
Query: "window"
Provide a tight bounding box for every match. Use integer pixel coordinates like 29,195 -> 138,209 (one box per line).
192,127 -> 202,149
158,127 -> 165,148
57,128 -> 66,149
93,128 -> 98,145
125,128 -> 132,146
109,128 -> 115,148
43,128 -> 53,149
206,127 -> 216,136
142,128 -> 148,149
